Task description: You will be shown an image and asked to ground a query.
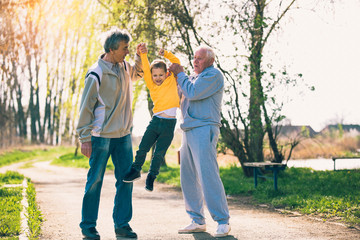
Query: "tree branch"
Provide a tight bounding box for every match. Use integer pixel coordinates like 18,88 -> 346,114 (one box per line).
262,0 -> 296,49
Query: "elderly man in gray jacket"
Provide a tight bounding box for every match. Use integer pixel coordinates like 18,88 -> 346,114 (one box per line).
77,28 -> 144,240
169,46 -> 231,238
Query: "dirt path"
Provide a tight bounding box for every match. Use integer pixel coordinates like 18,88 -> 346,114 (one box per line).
1,160 -> 360,240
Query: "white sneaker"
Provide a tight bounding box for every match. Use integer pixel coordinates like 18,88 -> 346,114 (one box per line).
214,223 -> 231,237
178,222 -> 206,233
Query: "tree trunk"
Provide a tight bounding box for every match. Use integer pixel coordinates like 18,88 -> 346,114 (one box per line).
15,81 -> 27,138
262,102 -> 284,163
220,120 -> 253,177
35,81 -> 43,143
28,76 -> 38,143
248,0 -> 266,163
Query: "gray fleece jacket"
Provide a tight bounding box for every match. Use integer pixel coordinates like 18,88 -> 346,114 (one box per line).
176,65 -> 224,131
77,54 -> 143,143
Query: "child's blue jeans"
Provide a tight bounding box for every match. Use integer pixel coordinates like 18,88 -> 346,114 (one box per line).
133,116 -> 176,176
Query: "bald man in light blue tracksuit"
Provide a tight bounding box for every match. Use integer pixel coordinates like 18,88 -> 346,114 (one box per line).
169,46 -> 231,238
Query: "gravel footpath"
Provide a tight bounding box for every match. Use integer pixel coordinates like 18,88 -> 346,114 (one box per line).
1,160 -> 360,240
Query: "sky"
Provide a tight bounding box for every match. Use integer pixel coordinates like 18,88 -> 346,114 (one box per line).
132,1 -> 360,136
277,1 -> 360,131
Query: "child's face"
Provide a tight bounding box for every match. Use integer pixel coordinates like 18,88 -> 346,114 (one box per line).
151,68 -> 166,86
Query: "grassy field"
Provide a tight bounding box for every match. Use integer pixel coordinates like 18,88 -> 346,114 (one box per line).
144,163 -> 360,228
0,146 -> 75,168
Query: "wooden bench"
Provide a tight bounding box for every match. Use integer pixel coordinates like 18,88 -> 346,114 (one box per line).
331,157 -> 360,171
243,162 -> 287,191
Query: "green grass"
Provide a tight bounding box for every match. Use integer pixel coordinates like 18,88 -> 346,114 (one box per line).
220,165 -> 255,195
0,187 -> 22,238
141,161 -> 360,227
0,146 -> 75,168
0,150 -> 38,167
0,171 -> 24,186
0,237 -> 19,240
0,171 -> 43,239
0,172 -> 24,238
26,181 -> 43,240
259,168 -> 360,227
142,161 -> 181,187
52,152 -> 114,170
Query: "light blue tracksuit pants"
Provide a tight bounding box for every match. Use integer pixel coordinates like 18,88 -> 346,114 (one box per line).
180,125 -> 230,225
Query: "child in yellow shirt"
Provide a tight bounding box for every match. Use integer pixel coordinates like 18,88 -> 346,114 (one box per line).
123,44 -> 180,191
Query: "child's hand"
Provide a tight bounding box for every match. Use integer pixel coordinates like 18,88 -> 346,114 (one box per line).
158,49 -> 165,56
136,43 -> 143,55
140,43 -> 148,54
137,43 -> 148,55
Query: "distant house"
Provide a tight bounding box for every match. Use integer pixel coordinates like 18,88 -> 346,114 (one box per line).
320,124 -> 360,136
275,125 -> 317,138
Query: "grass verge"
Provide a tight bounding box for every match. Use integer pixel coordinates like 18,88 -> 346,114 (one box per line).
0,171 -> 43,239
26,181 -> 43,239
0,172 -> 23,239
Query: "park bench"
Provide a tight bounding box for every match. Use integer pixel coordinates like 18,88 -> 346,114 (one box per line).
331,156 -> 360,171
243,162 -> 287,191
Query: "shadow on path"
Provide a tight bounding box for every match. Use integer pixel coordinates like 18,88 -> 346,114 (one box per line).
192,232 -> 238,240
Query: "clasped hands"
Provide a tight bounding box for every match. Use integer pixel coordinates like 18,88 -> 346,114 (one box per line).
137,43 -> 184,76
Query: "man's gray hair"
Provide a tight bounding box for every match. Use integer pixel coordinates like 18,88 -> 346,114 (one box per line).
103,28 -> 131,53
197,45 -> 215,61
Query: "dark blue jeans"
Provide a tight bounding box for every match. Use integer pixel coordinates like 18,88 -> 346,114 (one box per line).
133,116 -> 176,176
80,135 -> 133,230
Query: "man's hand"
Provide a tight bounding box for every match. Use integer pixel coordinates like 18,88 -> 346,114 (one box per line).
158,49 -> 165,56
81,141 -> 92,158
169,63 -> 184,76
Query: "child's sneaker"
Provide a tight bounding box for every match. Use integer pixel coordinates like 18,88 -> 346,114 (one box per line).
145,173 -> 156,191
123,167 -> 141,182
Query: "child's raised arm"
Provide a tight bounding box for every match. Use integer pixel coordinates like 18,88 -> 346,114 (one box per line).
139,43 -> 148,54
139,44 -> 153,88
159,49 -> 180,65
